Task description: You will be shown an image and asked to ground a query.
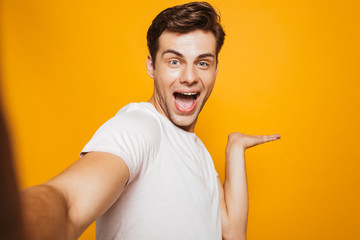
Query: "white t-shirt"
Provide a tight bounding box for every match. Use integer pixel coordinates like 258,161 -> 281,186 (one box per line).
81,102 -> 221,240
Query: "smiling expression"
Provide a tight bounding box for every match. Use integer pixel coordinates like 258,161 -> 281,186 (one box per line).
147,30 -> 218,132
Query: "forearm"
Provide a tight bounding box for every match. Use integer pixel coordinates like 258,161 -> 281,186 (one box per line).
222,145 -> 248,240
21,184 -> 76,240
220,132 -> 280,240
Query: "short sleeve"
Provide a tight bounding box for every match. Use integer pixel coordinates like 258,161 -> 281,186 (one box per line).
81,110 -> 162,184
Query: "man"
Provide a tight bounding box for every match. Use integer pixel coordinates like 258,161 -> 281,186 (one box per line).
21,2 -> 280,240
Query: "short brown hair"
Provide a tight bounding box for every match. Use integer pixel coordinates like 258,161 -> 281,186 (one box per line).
147,1 -> 225,65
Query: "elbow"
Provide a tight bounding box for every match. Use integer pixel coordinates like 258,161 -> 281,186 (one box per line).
222,220 -> 247,240
222,232 -> 247,240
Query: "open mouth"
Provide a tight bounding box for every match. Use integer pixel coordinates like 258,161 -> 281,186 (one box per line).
173,92 -> 200,113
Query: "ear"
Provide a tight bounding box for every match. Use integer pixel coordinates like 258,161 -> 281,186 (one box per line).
146,54 -> 155,79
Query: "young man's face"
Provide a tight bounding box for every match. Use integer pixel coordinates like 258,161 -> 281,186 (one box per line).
147,30 -> 218,132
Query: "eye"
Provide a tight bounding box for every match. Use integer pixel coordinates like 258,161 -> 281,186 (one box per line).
198,61 -> 209,69
169,59 -> 180,66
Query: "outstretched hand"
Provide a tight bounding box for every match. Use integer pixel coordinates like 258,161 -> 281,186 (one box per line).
227,132 -> 281,151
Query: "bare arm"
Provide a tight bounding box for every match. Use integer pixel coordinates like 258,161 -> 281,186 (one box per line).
21,151 -> 129,240
219,133 -> 280,240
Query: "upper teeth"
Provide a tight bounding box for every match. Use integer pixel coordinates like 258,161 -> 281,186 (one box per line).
181,92 -> 197,95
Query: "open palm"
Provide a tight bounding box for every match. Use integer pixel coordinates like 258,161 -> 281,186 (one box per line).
227,132 -> 281,150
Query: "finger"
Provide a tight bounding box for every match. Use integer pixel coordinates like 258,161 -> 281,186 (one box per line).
257,134 -> 281,143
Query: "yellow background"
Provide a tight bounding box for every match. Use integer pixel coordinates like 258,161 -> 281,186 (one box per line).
1,0 -> 359,239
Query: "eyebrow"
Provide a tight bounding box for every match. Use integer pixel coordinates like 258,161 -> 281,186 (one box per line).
162,49 -> 184,58
162,49 -> 215,60
197,53 -> 215,59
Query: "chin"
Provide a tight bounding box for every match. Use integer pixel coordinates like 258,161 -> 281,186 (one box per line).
169,112 -> 198,131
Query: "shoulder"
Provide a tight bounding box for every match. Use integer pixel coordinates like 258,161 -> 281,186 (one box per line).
113,102 -> 161,134
82,102 -> 163,163
97,102 -> 162,144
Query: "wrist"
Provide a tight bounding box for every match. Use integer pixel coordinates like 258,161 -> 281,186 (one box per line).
226,143 -> 245,155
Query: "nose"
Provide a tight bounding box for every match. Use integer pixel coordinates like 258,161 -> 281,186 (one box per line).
180,65 -> 198,85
